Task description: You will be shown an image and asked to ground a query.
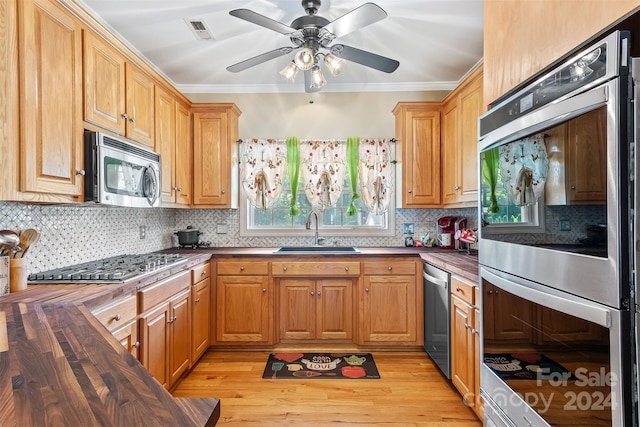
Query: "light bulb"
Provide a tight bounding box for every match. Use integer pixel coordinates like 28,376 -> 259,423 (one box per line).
279,61 -> 299,82
294,48 -> 314,71
309,66 -> 326,88
324,53 -> 345,76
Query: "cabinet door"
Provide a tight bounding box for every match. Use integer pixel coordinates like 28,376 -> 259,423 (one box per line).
112,320 -> 139,360
316,278 -> 353,340
19,0 -> 83,196
83,30 -> 126,134
155,86 -> 176,203
536,305 -> 605,344
139,302 -> 169,389
216,275 -> 272,343
125,62 -> 155,146
394,104 -> 441,207
473,305 -> 483,418
174,102 -> 192,205
279,278 -> 316,340
451,295 -> 474,407
483,283 -> 533,342
361,275 -> 417,344
191,277 -> 211,361
193,110 -> 230,206
169,290 -> 191,387
566,107 -> 607,203
441,99 -> 459,205
457,74 -> 482,203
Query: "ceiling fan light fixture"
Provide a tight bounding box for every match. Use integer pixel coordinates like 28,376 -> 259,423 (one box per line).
294,48 -> 315,71
309,65 -> 327,88
323,53 -> 345,76
279,61 -> 299,82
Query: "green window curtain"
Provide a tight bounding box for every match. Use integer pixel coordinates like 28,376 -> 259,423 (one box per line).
346,136 -> 360,216
286,136 -> 301,216
481,147 -> 500,213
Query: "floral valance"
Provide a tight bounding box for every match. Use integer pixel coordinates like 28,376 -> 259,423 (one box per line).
498,133 -> 549,206
239,139 -> 287,209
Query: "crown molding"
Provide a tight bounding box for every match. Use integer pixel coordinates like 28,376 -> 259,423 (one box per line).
177,81 -> 459,94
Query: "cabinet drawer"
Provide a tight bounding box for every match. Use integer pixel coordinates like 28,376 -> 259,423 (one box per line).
272,261 -> 360,276
451,276 -> 476,305
192,262 -> 211,282
363,261 -> 416,275
92,295 -> 137,332
217,261 -> 268,275
138,270 -> 190,313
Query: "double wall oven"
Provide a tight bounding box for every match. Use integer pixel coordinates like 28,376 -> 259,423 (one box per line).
478,31 -> 636,426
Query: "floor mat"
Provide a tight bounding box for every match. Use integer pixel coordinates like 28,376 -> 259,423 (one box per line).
262,352 -> 380,379
484,352 -> 574,381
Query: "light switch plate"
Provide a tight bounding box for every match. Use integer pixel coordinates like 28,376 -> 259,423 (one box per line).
559,219 -> 571,231
216,224 -> 228,234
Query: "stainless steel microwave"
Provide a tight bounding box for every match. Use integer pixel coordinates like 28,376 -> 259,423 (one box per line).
84,131 -> 161,208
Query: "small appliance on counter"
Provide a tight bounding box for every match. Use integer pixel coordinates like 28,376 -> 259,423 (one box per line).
436,216 -> 464,249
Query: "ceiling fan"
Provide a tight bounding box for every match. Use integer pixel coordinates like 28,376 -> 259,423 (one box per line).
226,0 -> 400,92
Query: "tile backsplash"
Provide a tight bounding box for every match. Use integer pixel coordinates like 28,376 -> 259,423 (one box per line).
0,201 -> 476,275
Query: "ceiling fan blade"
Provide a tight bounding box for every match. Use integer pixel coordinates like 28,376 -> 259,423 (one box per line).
330,44 -> 399,73
322,3 -> 387,38
304,70 -> 322,93
229,9 -> 294,35
227,47 -> 295,73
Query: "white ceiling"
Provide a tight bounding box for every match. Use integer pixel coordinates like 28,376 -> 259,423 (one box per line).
77,0 -> 484,94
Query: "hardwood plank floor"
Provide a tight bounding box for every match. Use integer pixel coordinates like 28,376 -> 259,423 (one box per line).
172,350 -> 482,426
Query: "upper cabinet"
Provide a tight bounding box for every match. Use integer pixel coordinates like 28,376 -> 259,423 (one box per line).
17,0 -> 84,199
192,104 -> 241,208
484,1 -> 640,106
83,30 -> 155,147
393,102 -> 441,207
441,65 -> 483,207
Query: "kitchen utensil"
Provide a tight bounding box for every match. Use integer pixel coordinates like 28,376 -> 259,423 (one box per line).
271,362 -> 284,378
0,230 -> 20,257
17,228 -> 39,258
174,226 -> 202,246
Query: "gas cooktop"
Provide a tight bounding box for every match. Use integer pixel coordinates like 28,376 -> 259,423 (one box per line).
28,253 -> 187,284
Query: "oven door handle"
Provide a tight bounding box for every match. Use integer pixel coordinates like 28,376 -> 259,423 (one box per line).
481,266 -> 611,328
423,271 -> 448,289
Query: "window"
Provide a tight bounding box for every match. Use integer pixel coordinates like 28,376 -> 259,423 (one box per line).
240,170 -> 394,237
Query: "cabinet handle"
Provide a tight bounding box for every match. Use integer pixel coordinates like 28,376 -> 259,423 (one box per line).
167,318 -> 174,324
310,291 -> 315,296
471,329 -> 479,335
365,288 -> 369,292
113,314 -> 121,321
454,186 -> 460,191
195,298 -> 201,303
201,271 -> 206,276
133,341 -> 140,349
76,169 -> 86,176
282,266 -> 287,272
262,288 -> 267,293
456,287 -> 463,293
345,266 -> 349,272
464,323 -> 471,329
121,113 -> 128,119
388,266 -> 392,271
317,291 -> 321,296
240,266 -> 245,271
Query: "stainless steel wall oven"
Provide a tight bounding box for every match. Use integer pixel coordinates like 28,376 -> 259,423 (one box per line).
478,31 -> 635,426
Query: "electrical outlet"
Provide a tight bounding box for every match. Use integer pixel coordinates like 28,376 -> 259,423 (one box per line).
216,224 -> 228,234
559,219 -> 571,231
139,225 -> 146,239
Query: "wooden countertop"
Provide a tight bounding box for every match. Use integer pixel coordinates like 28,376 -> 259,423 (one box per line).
420,251 -> 479,283
1,253 -> 218,427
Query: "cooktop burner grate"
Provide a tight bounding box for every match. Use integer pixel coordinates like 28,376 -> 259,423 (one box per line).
28,253 -> 187,283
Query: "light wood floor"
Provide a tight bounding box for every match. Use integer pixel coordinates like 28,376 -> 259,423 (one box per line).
172,350 -> 482,426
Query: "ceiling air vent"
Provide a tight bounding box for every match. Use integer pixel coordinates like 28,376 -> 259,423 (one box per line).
185,19 -> 214,41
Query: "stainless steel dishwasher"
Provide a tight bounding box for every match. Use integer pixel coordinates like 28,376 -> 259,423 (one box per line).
423,262 -> 451,379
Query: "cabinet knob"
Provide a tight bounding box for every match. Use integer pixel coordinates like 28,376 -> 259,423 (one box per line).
121,113 -> 129,119
201,271 -> 206,276
471,329 -> 479,335
133,341 -> 140,349
317,291 -> 321,296
282,266 -> 287,272
388,266 -> 392,271
310,291 -> 315,296
365,288 -> 369,292
195,298 -> 201,303
129,117 -> 135,124
262,288 -> 267,293
408,189 -> 413,194
113,314 -> 121,321
76,169 -> 86,176
454,186 -> 460,191
488,290 -> 493,294
464,323 -> 471,329
345,266 -> 349,272
240,266 -> 244,271
221,190 -> 226,194
177,187 -> 182,192
571,185 -> 576,190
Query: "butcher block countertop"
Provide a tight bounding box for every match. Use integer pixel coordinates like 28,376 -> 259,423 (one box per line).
0,253 -> 218,427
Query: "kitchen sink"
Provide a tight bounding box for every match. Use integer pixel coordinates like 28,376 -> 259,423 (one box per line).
274,246 -> 359,254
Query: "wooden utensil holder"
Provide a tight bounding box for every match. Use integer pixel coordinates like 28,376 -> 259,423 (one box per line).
10,257 -> 27,292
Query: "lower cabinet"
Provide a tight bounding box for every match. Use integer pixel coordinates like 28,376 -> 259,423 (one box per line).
278,277 -> 354,342
450,276 -> 481,416
214,260 -> 273,344
359,259 -> 421,345
91,294 -> 138,357
191,262 -> 211,362
111,320 -> 139,359
138,270 -> 191,390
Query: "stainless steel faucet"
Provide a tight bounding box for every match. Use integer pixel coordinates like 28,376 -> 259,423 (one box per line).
305,210 -> 322,246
